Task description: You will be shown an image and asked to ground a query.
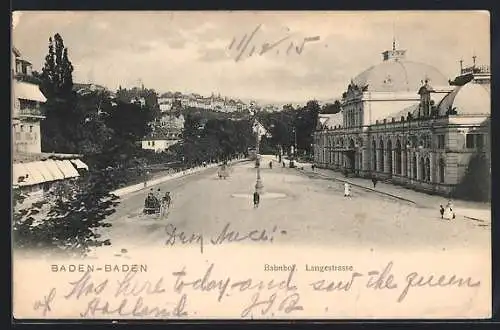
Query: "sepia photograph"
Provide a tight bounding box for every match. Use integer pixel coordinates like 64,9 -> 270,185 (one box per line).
11,11 -> 491,319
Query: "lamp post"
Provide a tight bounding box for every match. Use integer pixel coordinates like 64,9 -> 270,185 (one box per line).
251,105 -> 264,193
255,125 -> 263,193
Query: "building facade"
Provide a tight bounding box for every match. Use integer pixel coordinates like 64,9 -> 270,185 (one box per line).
12,47 -> 46,154
313,43 -> 490,196
12,47 -> 89,199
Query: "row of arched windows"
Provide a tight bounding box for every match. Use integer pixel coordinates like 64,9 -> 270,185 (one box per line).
370,137 -> 445,183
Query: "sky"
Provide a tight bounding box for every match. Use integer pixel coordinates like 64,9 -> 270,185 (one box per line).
12,11 -> 490,104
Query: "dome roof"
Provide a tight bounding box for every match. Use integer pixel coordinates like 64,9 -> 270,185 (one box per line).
441,82 -> 490,116
353,59 -> 449,93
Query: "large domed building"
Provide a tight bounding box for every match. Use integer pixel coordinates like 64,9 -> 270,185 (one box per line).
314,42 -> 491,198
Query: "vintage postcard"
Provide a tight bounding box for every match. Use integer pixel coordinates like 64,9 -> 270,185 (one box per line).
11,11 -> 491,319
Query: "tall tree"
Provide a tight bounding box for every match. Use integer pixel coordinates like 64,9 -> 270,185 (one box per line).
39,33 -> 77,153
40,33 -> 74,100
295,100 -> 320,155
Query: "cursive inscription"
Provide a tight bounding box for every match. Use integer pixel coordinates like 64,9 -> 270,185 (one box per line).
397,271 -> 481,303
228,24 -> 321,62
80,295 -> 188,318
33,288 -> 56,316
165,223 -> 282,253
172,262 -> 297,303
30,261 -> 484,318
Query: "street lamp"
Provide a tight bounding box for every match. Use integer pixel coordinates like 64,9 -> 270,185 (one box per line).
251,106 -> 264,193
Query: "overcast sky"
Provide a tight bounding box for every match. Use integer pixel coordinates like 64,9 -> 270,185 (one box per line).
12,11 -> 490,103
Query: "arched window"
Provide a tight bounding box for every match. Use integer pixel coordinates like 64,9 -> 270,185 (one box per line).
439,158 -> 445,183
378,139 -> 385,172
425,157 -> 431,181
372,139 -> 377,171
395,139 -> 402,175
420,157 -> 425,181
412,155 -> 417,179
386,139 -> 393,175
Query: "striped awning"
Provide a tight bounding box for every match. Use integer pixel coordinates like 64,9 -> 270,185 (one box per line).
70,159 -> 89,170
31,161 -> 57,182
13,81 -> 47,103
42,160 -> 66,181
55,160 -> 80,178
12,158 -> 87,186
13,163 -> 44,186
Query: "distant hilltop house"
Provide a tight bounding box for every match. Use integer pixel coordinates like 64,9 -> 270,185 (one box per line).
158,92 -> 247,112
12,46 -> 89,199
73,82 -> 111,96
141,132 -> 181,153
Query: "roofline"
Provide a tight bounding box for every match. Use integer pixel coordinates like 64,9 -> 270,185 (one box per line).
12,46 -> 21,57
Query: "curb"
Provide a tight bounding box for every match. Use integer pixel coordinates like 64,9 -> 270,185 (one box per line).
112,159 -> 250,197
299,169 -> 417,204
301,168 -> 491,222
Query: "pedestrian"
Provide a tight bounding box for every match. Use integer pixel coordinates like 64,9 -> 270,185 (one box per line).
440,205 -> 445,219
311,164 -> 315,171
253,190 -> 260,208
344,182 -> 351,197
282,161 -> 286,168
372,177 -> 378,188
269,161 -> 273,169
443,200 -> 455,220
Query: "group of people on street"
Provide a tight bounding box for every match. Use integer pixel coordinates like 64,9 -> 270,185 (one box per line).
144,188 -> 172,216
440,200 -> 456,220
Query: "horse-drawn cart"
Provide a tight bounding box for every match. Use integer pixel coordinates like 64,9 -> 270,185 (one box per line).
218,164 -> 230,179
143,195 -> 161,215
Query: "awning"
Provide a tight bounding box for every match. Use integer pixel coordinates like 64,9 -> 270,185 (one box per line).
31,161 -> 57,182
41,160 -> 65,181
70,159 -> 89,170
13,162 -> 46,186
13,163 -> 33,186
55,160 -> 80,179
14,81 -> 47,103
24,163 -> 48,185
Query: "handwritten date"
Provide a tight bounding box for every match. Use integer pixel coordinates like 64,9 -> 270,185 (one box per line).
228,24 -> 321,62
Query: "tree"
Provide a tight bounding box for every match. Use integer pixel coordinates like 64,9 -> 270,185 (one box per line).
295,100 -> 320,155
454,154 -> 491,202
12,170 -> 119,257
40,34 -> 74,100
39,33 -> 78,153
321,100 -> 342,114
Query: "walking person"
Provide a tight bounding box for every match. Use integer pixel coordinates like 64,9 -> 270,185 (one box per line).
440,205 -> 445,219
311,164 -> 315,171
269,161 -> 273,169
253,190 -> 260,208
371,177 -> 378,188
344,182 -> 351,197
443,200 -> 455,220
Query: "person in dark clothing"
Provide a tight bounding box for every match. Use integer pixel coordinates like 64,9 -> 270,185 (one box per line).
371,177 -> 378,188
311,164 -> 315,171
282,161 -> 286,167
269,161 -> 273,169
440,205 -> 445,219
253,191 -> 260,208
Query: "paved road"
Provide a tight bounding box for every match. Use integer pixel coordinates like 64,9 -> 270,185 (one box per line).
91,156 -> 490,258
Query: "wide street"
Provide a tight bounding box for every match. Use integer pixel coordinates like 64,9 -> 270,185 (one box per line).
90,155 -> 490,258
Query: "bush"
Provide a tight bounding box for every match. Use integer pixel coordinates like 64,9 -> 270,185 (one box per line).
12,169 -> 120,257
454,154 -> 491,202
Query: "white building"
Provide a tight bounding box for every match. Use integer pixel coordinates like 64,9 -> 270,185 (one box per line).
141,135 -> 180,153
12,47 -> 89,198
314,42 -> 491,197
